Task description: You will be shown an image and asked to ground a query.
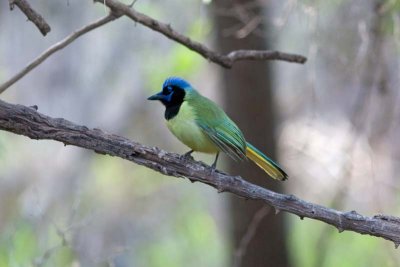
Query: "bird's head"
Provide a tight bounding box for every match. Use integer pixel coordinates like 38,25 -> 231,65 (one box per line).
147,77 -> 192,107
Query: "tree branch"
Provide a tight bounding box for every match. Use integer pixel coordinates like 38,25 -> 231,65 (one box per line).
0,2 -> 306,94
0,99 -> 399,246
9,0 -> 51,36
93,0 -> 307,67
0,14 -> 118,94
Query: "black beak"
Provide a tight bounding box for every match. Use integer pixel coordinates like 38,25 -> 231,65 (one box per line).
147,92 -> 164,101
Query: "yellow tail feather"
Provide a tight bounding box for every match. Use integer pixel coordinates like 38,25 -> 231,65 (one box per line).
245,144 -> 288,181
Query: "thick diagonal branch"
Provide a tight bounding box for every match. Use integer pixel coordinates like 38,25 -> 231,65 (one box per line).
0,99 -> 399,246
93,0 -> 307,67
9,0 -> 51,36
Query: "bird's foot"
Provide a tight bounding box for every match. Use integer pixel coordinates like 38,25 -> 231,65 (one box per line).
209,166 -> 217,176
180,150 -> 194,161
209,160 -> 218,176
208,152 -> 219,176
211,161 -> 217,169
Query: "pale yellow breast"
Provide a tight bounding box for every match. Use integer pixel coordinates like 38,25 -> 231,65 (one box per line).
166,102 -> 218,153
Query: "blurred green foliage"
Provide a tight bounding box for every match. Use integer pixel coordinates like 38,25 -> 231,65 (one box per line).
145,19 -> 211,93
289,216 -> 398,267
0,212 -> 76,267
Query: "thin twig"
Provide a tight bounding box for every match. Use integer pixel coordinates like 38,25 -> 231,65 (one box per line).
9,0 -> 51,36
0,99 -> 399,246
233,206 -> 271,267
33,225 -> 69,267
93,0 -> 307,67
0,14 -> 118,94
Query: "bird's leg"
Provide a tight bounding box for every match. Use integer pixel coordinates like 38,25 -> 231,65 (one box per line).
181,149 -> 194,161
210,152 -> 219,175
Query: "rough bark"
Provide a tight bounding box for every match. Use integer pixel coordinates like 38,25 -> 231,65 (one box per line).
0,100 -> 400,247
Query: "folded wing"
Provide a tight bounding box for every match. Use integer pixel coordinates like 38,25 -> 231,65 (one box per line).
190,93 -> 247,161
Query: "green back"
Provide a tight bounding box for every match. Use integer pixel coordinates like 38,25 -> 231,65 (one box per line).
185,90 -> 246,161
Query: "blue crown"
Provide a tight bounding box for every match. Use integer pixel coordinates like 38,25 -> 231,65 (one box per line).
162,77 -> 192,90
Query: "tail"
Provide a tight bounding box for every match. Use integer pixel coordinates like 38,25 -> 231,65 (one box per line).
245,142 -> 288,181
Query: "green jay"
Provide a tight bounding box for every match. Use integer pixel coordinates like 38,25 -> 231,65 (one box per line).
148,77 -> 288,181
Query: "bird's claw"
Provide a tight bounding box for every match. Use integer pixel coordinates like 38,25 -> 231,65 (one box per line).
180,150 -> 194,161
209,152 -> 219,175
209,165 -> 217,176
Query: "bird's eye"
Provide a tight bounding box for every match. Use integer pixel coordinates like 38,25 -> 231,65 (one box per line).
163,86 -> 173,94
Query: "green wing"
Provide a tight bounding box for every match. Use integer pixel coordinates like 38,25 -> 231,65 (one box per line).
187,91 -> 247,161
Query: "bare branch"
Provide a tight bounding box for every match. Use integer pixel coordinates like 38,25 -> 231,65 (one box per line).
0,99 -> 399,246
9,0 -> 51,36
0,1 -> 306,94
93,0 -> 307,67
0,14 -> 118,94
233,206 -> 271,267
227,50 -> 307,64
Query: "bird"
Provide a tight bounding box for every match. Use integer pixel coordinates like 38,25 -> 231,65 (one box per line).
147,77 -> 288,181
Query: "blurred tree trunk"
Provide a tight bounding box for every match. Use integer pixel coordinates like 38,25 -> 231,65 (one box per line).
212,1 -> 290,267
